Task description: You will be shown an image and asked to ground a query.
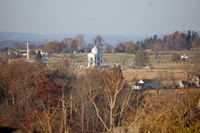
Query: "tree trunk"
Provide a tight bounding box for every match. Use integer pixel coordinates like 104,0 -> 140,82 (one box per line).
110,109 -> 113,129
62,88 -> 67,133
70,93 -> 72,121
82,100 -> 84,132
48,117 -> 52,133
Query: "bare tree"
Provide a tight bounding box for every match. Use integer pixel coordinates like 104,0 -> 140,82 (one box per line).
81,69 -> 132,131
182,64 -> 196,82
13,42 -> 24,50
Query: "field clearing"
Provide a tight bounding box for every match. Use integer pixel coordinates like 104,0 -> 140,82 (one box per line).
54,51 -> 197,62
141,88 -> 200,103
151,63 -> 195,69
54,52 -> 136,60
103,53 -> 135,60
74,68 -> 188,87
7,52 -> 197,87
123,69 -> 187,85
149,50 -> 196,55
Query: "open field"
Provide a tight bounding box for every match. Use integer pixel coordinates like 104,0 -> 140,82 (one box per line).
123,69 -> 187,85
53,50 -> 198,63
8,51 -> 197,87
49,51 -> 198,87
74,68 -> 188,87
50,51 -> 198,69
148,50 -> 196,55
54,52 -> 135,60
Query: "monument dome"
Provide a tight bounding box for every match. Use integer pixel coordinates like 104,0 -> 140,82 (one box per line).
91,45 -> 100,55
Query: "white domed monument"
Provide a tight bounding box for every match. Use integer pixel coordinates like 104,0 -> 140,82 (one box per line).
87,41 -> 110,68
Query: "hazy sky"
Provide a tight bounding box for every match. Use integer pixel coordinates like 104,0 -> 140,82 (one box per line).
0,0 -> 200,36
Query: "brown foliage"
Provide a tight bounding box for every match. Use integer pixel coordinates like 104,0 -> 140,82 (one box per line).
62,59 -> 69,67
36,44 -> 45,49
64,34 -> 85,52
93,35 -> 104,49
33,71 -> 61,101
45,40 -> 64,55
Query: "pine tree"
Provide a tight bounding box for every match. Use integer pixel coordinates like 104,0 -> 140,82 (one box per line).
135,47 -> 149,68
36,50 -> 42,61
186,30 -> 191,42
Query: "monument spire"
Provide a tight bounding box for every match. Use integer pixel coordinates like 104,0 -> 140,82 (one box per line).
94,41 -> 97,46
26,42 -> 30,62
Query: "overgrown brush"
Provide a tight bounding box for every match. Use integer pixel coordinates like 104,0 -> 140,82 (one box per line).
127,88 -> 200,133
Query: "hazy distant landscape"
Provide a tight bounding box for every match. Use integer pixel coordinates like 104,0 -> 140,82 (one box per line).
1,31 -> 199,48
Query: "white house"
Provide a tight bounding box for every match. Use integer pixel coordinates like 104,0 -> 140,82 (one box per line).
181,54 -> 188,59
132,79 -> 161,90
181,54 -> 188,61
132,80 -> 144,89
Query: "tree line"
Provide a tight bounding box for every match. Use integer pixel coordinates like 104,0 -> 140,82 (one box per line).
9,30 -> 200,56
0,60 -> 136,132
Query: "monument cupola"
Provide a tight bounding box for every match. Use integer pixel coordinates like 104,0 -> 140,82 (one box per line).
91,44 -> 100,55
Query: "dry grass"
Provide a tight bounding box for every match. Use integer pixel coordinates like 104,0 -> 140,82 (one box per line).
53,51 -> 198,68
130,88 -> 200,133
123,69 -> 187,82
54,52 -> 135,61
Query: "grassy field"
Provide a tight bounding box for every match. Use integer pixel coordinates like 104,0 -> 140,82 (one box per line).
123,69 -> 187,84
54,50 -> 197,61
49,51 -> 199,69
148,50 -> 197,56
54,52 -> 136,60
54,51 -> 196,87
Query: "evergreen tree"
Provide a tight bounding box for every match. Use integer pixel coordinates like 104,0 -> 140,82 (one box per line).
135,47 -> 149,68
186,30 -> 191,42
152,34 -> 158,45
36,50 -> 42,61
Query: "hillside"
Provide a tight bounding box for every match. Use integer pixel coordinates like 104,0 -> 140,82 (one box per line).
0,40 -> 45,48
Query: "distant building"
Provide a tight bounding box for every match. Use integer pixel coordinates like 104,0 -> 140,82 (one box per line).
0,49 -> 8,56
143,65 -> 151,69
181,54 -> 188,61
87,42 -> 110,68
132,79 -> 161,89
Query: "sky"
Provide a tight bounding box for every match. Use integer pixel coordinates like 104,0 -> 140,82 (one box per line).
0,0 -> 200,36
